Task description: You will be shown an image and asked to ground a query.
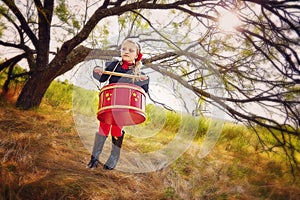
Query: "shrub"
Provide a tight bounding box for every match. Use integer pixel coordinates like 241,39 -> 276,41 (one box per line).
44,80 -> 73,108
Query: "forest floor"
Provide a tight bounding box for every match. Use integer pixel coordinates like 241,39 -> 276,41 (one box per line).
0,99 -> 300,200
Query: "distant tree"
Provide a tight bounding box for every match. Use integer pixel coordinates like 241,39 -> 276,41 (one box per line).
0,1 -> 299,169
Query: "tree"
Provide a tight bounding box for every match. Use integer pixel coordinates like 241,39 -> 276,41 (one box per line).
0,1 -> 299,169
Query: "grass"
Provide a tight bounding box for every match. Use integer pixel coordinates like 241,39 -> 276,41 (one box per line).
0,101 -> 168,199
0,79 -> 300,199
1,99 -> 299,199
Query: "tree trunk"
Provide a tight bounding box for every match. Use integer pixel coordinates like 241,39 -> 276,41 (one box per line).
14,47 -> 112,110
16,71 -> 54,109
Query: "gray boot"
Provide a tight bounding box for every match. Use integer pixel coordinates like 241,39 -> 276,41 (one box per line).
87,132 -> 107,168
103,131 -> 125,170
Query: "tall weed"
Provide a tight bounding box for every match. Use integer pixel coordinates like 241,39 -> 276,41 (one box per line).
44,80 -> 73,108
72,87 -> 98,115
144,104 -> 166,129
163,111 -> 181,132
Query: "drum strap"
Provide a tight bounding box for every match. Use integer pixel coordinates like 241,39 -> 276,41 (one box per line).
106,61 -> 120,84
106,61 -> 137,84
132,66 -> 141,83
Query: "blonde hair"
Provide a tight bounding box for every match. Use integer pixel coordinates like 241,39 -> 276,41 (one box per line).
122,39 -> 143,79
122,38 -> 142,68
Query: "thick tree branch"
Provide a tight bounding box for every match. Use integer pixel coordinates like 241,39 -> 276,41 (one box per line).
0,53 -> 26,72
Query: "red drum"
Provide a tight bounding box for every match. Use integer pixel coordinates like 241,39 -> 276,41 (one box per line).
97,83 -> 146,126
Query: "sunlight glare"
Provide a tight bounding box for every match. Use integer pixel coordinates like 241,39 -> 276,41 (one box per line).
218,10 -> 241,32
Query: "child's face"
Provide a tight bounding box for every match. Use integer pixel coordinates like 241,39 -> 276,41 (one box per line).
121,41 -> 138,63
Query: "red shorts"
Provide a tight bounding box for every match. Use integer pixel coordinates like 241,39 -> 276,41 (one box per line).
98,121 -> 123,137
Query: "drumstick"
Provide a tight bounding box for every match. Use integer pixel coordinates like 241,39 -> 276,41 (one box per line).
101,70 -> 146,79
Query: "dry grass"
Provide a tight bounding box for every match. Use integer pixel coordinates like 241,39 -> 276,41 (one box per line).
0,99 -> 300,200
0,101 -> 167,200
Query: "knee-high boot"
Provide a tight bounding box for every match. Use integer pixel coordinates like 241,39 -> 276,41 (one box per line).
103,131 -> 125,170
87,132 -> 107,168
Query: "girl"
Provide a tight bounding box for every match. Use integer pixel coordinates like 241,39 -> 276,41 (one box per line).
88,39 -> 149,170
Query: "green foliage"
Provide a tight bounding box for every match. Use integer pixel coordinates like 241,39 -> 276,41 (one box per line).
117,12 -> 149,36
0,62 -> 27,87
144,104 -> 167,128
285,85 -> 300,100
72,87 -> 98,115
55,1 -> 69,22
43,80 -> 73,108
220,122 -> 261,153
195,117 -> 210,139
72,18 -> 80,30
88,24 -> 110,49
163,186 -> 180,200
54,0 -> 80,32
99,24 -> 110,48
163,111 -> 181,132
180,114 -> 199,134
42,79 -> 98,115
0,6 -> 7,38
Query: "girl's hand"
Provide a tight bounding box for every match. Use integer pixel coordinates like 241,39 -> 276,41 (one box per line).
139,75 -> 148,81
93,66 -> 103,75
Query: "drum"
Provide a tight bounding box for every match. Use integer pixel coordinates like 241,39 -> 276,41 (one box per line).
97,83 -> 146,126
